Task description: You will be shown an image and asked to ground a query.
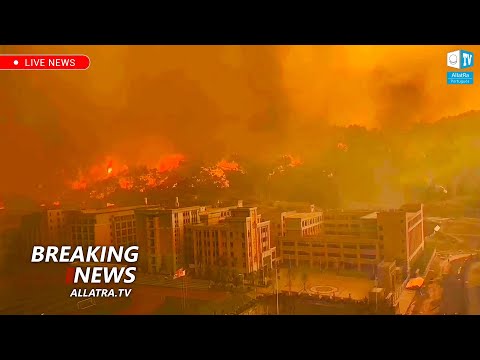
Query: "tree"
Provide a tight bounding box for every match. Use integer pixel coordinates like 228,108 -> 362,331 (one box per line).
216,256 -> 229,284
214,268 -> 223,284
301,271 -> 308,292
251,271 -> 259,299
287,265 -> 296,294
245,271 -> 258,286
233,274 -> 241,288
205,266 -> 213,281
251,271 -> 258,286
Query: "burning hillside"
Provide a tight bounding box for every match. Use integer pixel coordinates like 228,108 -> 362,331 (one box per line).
268,154 -> 303,179
67,156 -> 254,200
61,153 -> 309,206
201,160 -> 246,188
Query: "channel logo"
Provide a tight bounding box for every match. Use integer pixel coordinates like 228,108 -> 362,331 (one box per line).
447,50 -> 474,85
447,50 -> 474,69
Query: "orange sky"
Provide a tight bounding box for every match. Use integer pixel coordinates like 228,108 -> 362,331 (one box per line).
0,45 -> 479,196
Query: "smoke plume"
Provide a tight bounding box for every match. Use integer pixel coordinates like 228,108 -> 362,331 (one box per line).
1,45 -> 480,200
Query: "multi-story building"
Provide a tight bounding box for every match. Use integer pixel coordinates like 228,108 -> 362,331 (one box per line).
20,212 -> 47,250
135,206 -> 202,274
184,205 -> 238,267
187,206 -> 276,279
19,208 -> 69,248
46,209 -> 68,245
278,204 -> 424,276
65,206 -> 151,249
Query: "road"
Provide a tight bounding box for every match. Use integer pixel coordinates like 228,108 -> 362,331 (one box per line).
439,255 -> 476,315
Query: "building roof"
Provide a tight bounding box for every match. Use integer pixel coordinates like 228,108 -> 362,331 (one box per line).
187,222 -> 227,229
360,212 -> 378,219
201,206 -> 237,214
136,205 -> 201,215
81,205 -> 152,214
284,212 -> 322,219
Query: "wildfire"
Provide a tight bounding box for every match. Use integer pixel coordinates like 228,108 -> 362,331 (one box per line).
200,159 -> 244,188
269,154 -> 303,179
69,154 -> 185,195
201,167 -> 230,188
216,159 -> 243,172
0,200 -> 5,210
156,154 -> 185,172
71,180 -> 88,190
67,155 -> 249,195
53,201 -> 60,206
337,142 -> 349,152
118,177 -> 134,190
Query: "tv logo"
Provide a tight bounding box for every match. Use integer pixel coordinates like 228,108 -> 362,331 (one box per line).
447,50 -> 474,69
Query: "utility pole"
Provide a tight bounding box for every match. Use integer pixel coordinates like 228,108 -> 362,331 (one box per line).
275,264 -> 279,315
288,258 -> 292,296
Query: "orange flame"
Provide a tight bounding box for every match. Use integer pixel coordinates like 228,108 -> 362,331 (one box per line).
201,159 -> 238,188
118,177 -> 134,190
269,154 -> 303,179
53,201 -> 60,206
201,167 -> 226,185
70,157 -> 128,190
216,159 -> 242,172
337,142 -> 349,152
71,180 -> 87,190
283,154 -> 303,167
156,154 -> 185,172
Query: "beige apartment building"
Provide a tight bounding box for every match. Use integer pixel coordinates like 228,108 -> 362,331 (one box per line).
20,205 -> 150,249
46,209 -> 68,245
65,205 -> 151,248
20,208 -> 73,248
135,206 -> 202,274
20,212 -> 48,249
278,204 -> 424,276
186,206 -> 276,279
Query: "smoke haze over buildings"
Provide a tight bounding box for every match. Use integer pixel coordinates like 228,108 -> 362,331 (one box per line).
1,45 -> 480,203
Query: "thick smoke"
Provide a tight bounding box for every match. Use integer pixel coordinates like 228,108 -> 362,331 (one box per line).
1,45 -> 480,200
